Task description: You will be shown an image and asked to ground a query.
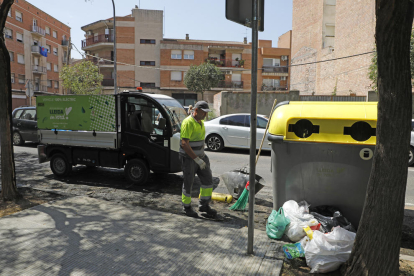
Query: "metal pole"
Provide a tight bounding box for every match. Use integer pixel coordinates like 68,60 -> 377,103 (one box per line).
247,0 -> 259,255
112,0 -> 117,94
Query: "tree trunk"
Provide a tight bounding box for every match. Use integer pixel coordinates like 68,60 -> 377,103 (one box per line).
342,1 -> 413,275
0,0 -> 19,201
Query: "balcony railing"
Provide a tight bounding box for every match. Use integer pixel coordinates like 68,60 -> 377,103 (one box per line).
93,58 -> 114,65
206,58 -> 245,68
31,45 -> 40,54
32,65 -> 47,74
31,25 -> 45,36
262,66 -> 289,73
102,79 -> 114,86
216,81 -> 243,89
82,34 -> 114,48
262,84 -> 288,91
34,85 -> 47,92
62,40 -> 69,46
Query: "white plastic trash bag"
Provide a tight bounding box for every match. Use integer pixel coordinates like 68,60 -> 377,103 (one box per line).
304,226 -> 356,273
283,200 -> 318,242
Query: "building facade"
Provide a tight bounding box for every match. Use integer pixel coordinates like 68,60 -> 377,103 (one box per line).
290,0 -> 375,96
3,0 -> 71,109
81,6 -> 291,106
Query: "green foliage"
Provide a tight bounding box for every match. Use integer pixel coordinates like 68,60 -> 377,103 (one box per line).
184,63 -> 223,94
332,77 -> 338,95
369,31 -> 414,92
60,60 -> 103,95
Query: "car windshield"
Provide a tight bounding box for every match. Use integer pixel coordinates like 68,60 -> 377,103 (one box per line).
154,98 -> 187,134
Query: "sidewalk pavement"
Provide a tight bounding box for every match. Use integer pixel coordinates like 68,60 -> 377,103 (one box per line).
0,196 -> 285,276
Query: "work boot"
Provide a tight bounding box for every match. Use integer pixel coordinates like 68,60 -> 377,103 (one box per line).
183,206 -> 199,218
199,205 -> 217,217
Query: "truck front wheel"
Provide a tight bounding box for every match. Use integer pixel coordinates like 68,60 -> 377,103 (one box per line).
50,153 -> 72,177
125,159 -> 149,185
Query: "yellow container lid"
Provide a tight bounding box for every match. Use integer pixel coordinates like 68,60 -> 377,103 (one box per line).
268,101 -> 378,145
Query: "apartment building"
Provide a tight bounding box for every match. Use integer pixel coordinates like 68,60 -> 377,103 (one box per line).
81,6 -> 291,106
3,0 -> 71,109
81,6 -> 163,95
290,0 -> 375,96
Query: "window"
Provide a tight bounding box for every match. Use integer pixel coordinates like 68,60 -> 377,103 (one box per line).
18,74 -> 25,84
21,110 -> 36,121
13,109 -> 24,119
220,115 -> 247,127
52,30 -> 57,38
140,83 -> 156,88
54,64 -> 58,72
5,28 -> 12,39
94,33 -> 98,42
140,61 -> 155,66
9,51 -> 14,62
47,62 -> 51,71
11,73 -> 15,83
17,54 -> 24,64
263,58 -> 280,67
184,50 -> 194,60
47,80 -> 52,87
46,44 -> 51,53
171,71 -> 182,81
140,39 -> 155,44
33,19 -> 37,27
127,97 -> 163,134
171,50 -> 182,59
45,26 -> 50,35
8,8 -> 11,17
16,32 -> 23,43
53,47 -> 58,55
257,117 -> 268,129
326,25 -> 335,37
15,11 -> 22,22
33,40 -> 38,46
54,81 -> 59,88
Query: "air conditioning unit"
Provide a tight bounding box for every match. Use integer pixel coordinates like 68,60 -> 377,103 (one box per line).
281,76 -> 287,81
105,29 -> 110,35
87,31 -> 92,35
281,55 -> 288,61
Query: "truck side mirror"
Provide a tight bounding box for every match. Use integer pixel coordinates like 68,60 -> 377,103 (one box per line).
157,117 -> 166,129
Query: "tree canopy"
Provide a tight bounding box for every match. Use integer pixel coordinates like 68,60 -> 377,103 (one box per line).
60,60 -> 103,95
184,63 -> 223,96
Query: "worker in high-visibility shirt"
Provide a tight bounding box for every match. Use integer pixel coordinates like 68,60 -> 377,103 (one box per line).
180,101 -> 217,218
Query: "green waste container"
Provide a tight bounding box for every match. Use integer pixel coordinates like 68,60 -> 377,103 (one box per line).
268,101 -> 377,227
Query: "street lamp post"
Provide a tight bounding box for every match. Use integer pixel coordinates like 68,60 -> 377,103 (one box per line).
112,0 -> 117,94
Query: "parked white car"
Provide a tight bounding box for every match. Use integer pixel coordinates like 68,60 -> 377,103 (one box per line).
204,113 -> 270,152
410,120 -> 414,166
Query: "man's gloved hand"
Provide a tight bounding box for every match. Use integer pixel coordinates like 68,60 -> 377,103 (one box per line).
194,157 -> 206,170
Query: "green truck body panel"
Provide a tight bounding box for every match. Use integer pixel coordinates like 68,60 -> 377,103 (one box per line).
37,95 -> 116,132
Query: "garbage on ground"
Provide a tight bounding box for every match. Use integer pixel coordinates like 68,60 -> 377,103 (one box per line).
283,200 -> 319,242
310,205 -> 356,233
220,166 -> 265,199
211,192 -> 233,203
266,207 -> 290,240
283,242 -> 305,259
304,226 -> 356,273
302,226 -> 314,240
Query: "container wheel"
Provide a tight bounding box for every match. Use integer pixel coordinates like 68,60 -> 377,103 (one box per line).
206,134 -> 224,152
13,132 -> 24,146
409,147 -> 414,166
50,153 -> 72,177
125,159 -> 149,185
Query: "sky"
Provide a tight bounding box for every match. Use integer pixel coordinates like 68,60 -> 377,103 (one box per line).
26,0 -> 293,59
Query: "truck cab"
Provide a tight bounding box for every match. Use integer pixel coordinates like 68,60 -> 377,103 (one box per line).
37,92 -> 188,185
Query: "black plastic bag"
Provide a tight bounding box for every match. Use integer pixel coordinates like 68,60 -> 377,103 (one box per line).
309,205 -> 356,233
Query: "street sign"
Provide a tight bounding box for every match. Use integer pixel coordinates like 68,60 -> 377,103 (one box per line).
225,0 -> 264,32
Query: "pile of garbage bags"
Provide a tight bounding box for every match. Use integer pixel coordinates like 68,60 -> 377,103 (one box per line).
266,200 -> 357,273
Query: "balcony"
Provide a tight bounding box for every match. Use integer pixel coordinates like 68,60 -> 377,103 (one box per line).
33,85 -> 47,92
62,40 -> 69,46
262,84 -> 288,91
32,65 -> 47,74
82,34 -> 114,49
262,66 -> 289,73
31,25 -> 45,36
31,45 -> 41,55
102,79 -> 114,86
206,58 -> 245,68
216,81 -> 243,89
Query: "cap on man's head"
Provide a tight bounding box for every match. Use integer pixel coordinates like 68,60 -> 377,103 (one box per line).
194,101 -> 211,112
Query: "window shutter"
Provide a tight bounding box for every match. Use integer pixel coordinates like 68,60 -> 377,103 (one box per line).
171,71 -> 182,81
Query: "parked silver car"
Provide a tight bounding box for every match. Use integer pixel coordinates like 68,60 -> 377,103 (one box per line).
12,106 -> 38,145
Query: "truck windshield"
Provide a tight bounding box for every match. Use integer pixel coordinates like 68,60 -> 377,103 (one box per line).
155,98 -> 187,134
